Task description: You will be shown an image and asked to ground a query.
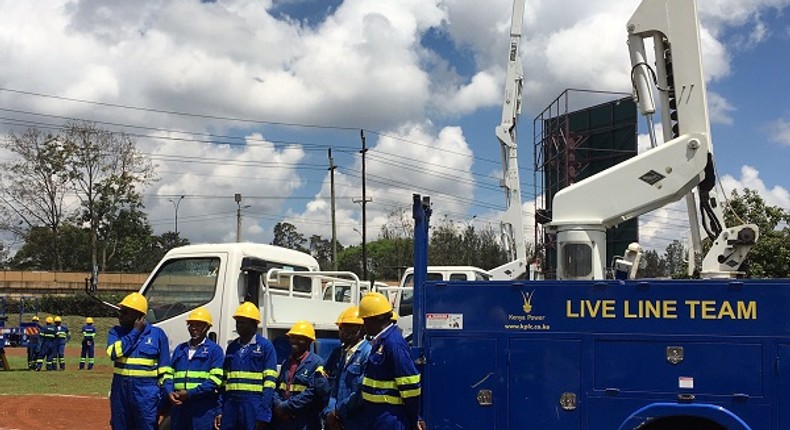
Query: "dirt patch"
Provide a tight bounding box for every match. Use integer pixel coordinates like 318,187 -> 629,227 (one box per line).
0,395 -> 110,430
1,347 -> 110,429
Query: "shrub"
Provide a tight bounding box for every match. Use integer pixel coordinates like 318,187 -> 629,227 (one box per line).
2,294 -> 124,317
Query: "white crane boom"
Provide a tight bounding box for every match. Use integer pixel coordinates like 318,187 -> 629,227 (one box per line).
490,0 -> 528,280
548,0 -> 758,280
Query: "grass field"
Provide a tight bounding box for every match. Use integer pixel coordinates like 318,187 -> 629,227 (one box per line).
1,315 -> 118,396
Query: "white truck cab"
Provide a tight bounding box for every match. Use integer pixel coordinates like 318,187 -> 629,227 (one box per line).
138,242 -> 361,361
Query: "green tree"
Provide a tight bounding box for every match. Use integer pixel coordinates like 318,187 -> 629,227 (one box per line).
380,207 -> 413,240
99,207 -> 156,271
663,240 -> 687,278
641,249 -> 667,278
724,189 -> 790,278
428,216 -> 465,266
0,128 -> 72,270
271,222 -> 308,252
132,232 -> 191,273
368,238 -> 413,281
337,245 -> 363,275
61,121 -> 156,273
309,234 -> 342,270
474,224 -> 510,271
426,217 -> 509,271
9,223 -> 91,270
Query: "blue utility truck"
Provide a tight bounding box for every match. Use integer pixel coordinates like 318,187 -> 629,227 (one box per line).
411,194 -> 789,430
409,0 -> 785,426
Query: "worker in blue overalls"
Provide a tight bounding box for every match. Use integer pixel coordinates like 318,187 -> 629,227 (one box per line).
0,329 -> 7,371
272,320 -> 330,430
54,316 -> 70,370
322,306 -> 371,430
107,292 -> 173,430
215,302 -> 277,430
358,292 -> 426,430
38,316 -> 57,371
80,317 -> 96,370
27,315 -> 41,370
168,307 -> 224,430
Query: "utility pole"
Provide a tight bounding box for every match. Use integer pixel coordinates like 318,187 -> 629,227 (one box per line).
357,130 -> 372,281
235,193 -> 242,242
328,149 -> 338,270
168,195 -> 185,235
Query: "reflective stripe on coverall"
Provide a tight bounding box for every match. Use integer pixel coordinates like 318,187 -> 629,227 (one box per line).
39,325 -> 56,370
219,334 -> 278,430
107,323 -> 173,430
170,338 -> 224,430
321,339 -> 372,430
273,351 -> 330,430
80,324 -> 96,369
27,324 -> 40,369
55,324 -> 69,369
361,324 -> 421,430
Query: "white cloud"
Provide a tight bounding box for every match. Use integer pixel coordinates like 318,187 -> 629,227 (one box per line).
286,123 -> 476,245
721,165 -> 790,210
638,201 -> 690,252
764,118 -> 790,146
437,71 -> 500,116
698,0 -> 790,33
0,0 -> 787,250
145,132 -> 307,243
707,92 -> 736,125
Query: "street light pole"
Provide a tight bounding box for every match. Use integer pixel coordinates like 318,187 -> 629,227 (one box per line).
168,195 -> 185,235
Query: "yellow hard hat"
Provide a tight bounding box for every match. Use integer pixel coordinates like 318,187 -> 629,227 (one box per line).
336,306 -> 363,326
119,292 -> 148,315
32,315 -> 40,322
54,316 -> 62,323
287,320 -> 316,341
85,317 -> 94,324
45,316 -> 54,324
391,311 -> 399,323
187,307 -> 213,326
232,302 -> 260,323
358,292 -> 393,319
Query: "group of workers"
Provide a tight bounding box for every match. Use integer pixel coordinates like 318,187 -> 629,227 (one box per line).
25,314 -> 96,371
107,291 -> 426,430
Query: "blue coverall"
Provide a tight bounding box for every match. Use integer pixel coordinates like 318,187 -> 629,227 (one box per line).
169,338 -> 224,430
38,323 -> 56,371
321,339 -> 372,430
272,351 -> 330,430
55,323 -> 69,370
80,323 -> 96,370
361,324 -> 422,430
219,334 -> 278,430
107,323 -> 173,430
27,324 -> 40,370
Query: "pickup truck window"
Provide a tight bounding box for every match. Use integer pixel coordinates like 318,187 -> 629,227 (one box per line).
400,273 -> 443,317
143,257 -> 219,323
262,263 -> 312,294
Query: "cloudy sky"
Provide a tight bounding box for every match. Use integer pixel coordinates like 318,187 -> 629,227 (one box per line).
0,0 -> 788,258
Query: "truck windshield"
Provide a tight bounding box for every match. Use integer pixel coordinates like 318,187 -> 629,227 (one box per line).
143,257 -> 219,323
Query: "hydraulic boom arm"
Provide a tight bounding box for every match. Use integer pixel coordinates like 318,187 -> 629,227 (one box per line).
548,0 -> 757,280
492,0 -> 528,280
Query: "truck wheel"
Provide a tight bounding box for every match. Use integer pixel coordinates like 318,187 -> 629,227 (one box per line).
637,416 -> 726,430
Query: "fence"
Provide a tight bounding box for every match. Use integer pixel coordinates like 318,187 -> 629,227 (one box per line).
0,270 -> 147,298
